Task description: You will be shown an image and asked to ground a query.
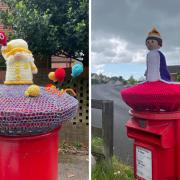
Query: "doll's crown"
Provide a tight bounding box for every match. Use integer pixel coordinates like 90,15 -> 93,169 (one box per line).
148,27 -> 161,39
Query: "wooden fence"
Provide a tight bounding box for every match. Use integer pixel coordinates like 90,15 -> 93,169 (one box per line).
92,99 -> 114,158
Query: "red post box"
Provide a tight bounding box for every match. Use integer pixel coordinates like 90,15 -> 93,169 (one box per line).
126,110 -> 180,180
120,81 -> 180,180
0,127 -> 61,180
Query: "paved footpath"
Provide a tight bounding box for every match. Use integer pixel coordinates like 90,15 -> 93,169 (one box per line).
58,154 -> 89,180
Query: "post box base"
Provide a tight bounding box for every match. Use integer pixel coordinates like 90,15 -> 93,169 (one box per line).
0,127 -> 61,180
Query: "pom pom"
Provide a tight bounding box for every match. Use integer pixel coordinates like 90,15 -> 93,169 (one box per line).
54,68 -> 66,83
25,85 -> 40,97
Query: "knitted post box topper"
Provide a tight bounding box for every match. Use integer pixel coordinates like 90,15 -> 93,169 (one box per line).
1,39 -> 38,85
120,28 -> 180,111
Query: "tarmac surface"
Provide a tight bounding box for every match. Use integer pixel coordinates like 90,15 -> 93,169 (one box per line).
92,83 -> 133,165
58,154 -> 89,180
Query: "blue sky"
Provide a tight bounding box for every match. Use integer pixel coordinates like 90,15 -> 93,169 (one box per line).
91,63 -> 145,80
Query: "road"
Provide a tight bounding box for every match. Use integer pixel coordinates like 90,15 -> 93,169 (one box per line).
92,83 -> 133,165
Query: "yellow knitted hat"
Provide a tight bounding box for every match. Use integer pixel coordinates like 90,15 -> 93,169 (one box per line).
1,39 -> 32,59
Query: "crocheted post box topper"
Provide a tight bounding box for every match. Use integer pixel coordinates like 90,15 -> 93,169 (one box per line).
0,33 -> 79,136
120,28 -> 180,112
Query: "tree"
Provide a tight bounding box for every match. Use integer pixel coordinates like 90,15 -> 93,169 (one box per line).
0,55 -> 6,67
111,76 -> 118,81
118,76 -> 123,82
0,0 -> 88,67
128,75 -> 137,85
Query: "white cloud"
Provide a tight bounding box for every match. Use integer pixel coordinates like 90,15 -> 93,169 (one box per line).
92,35 -> 180,67
93,64 -> 105,74
165,47 -> 180,65
132,50 -> 147,63
92,35 -> 147,65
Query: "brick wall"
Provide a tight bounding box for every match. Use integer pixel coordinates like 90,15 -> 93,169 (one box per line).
0,1 -> 8,11
0,1 -> 12,33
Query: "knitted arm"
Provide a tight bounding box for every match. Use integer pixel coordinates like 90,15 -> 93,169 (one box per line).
144,70 -> 147,77
30,61 -> 38,74
144,55 -> 148,77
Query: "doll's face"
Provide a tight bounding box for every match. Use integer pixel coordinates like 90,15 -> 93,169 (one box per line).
14,52 -> 28,61
146,39 -> 160,50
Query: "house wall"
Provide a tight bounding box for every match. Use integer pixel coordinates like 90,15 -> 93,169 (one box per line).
171,73 -> 177,81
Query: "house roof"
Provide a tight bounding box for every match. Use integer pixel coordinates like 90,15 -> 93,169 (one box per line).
168,65 -> 180,74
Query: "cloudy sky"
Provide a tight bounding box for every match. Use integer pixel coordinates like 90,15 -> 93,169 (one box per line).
91,0 -> 180,79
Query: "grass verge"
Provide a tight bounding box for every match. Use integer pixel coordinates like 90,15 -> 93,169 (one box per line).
92,136 -> 133,180
92,156 -> 133,180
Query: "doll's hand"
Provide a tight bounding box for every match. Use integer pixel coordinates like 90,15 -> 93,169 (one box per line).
32,66 -> 38,74
144,70 -> 147,77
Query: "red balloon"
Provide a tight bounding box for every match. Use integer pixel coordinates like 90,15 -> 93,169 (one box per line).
54,68 -> 66,83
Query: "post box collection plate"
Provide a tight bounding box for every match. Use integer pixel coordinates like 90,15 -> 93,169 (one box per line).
136,146 -> 152,180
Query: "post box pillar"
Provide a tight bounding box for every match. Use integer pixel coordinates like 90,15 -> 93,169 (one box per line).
176,120 -> 180,178
126,111 -> 178,180
0,128 -> 60,180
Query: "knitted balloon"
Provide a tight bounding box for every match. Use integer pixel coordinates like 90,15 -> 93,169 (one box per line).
71,64 -> 84,78
48,72 -> 58,82
54,68 -> 66,83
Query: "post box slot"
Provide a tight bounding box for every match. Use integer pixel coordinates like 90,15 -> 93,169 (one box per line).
127,128 -> 162,146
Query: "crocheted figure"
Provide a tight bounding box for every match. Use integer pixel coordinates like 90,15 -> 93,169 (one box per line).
1,39 -> 38,85
145,27 -> 171,82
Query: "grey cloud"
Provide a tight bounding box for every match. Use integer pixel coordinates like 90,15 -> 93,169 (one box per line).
91,36 -> 147,65
92,0 -> 180,47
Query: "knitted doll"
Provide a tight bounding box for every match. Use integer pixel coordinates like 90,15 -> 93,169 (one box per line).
1,39 -> 38,84
145,27 -> 171,82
